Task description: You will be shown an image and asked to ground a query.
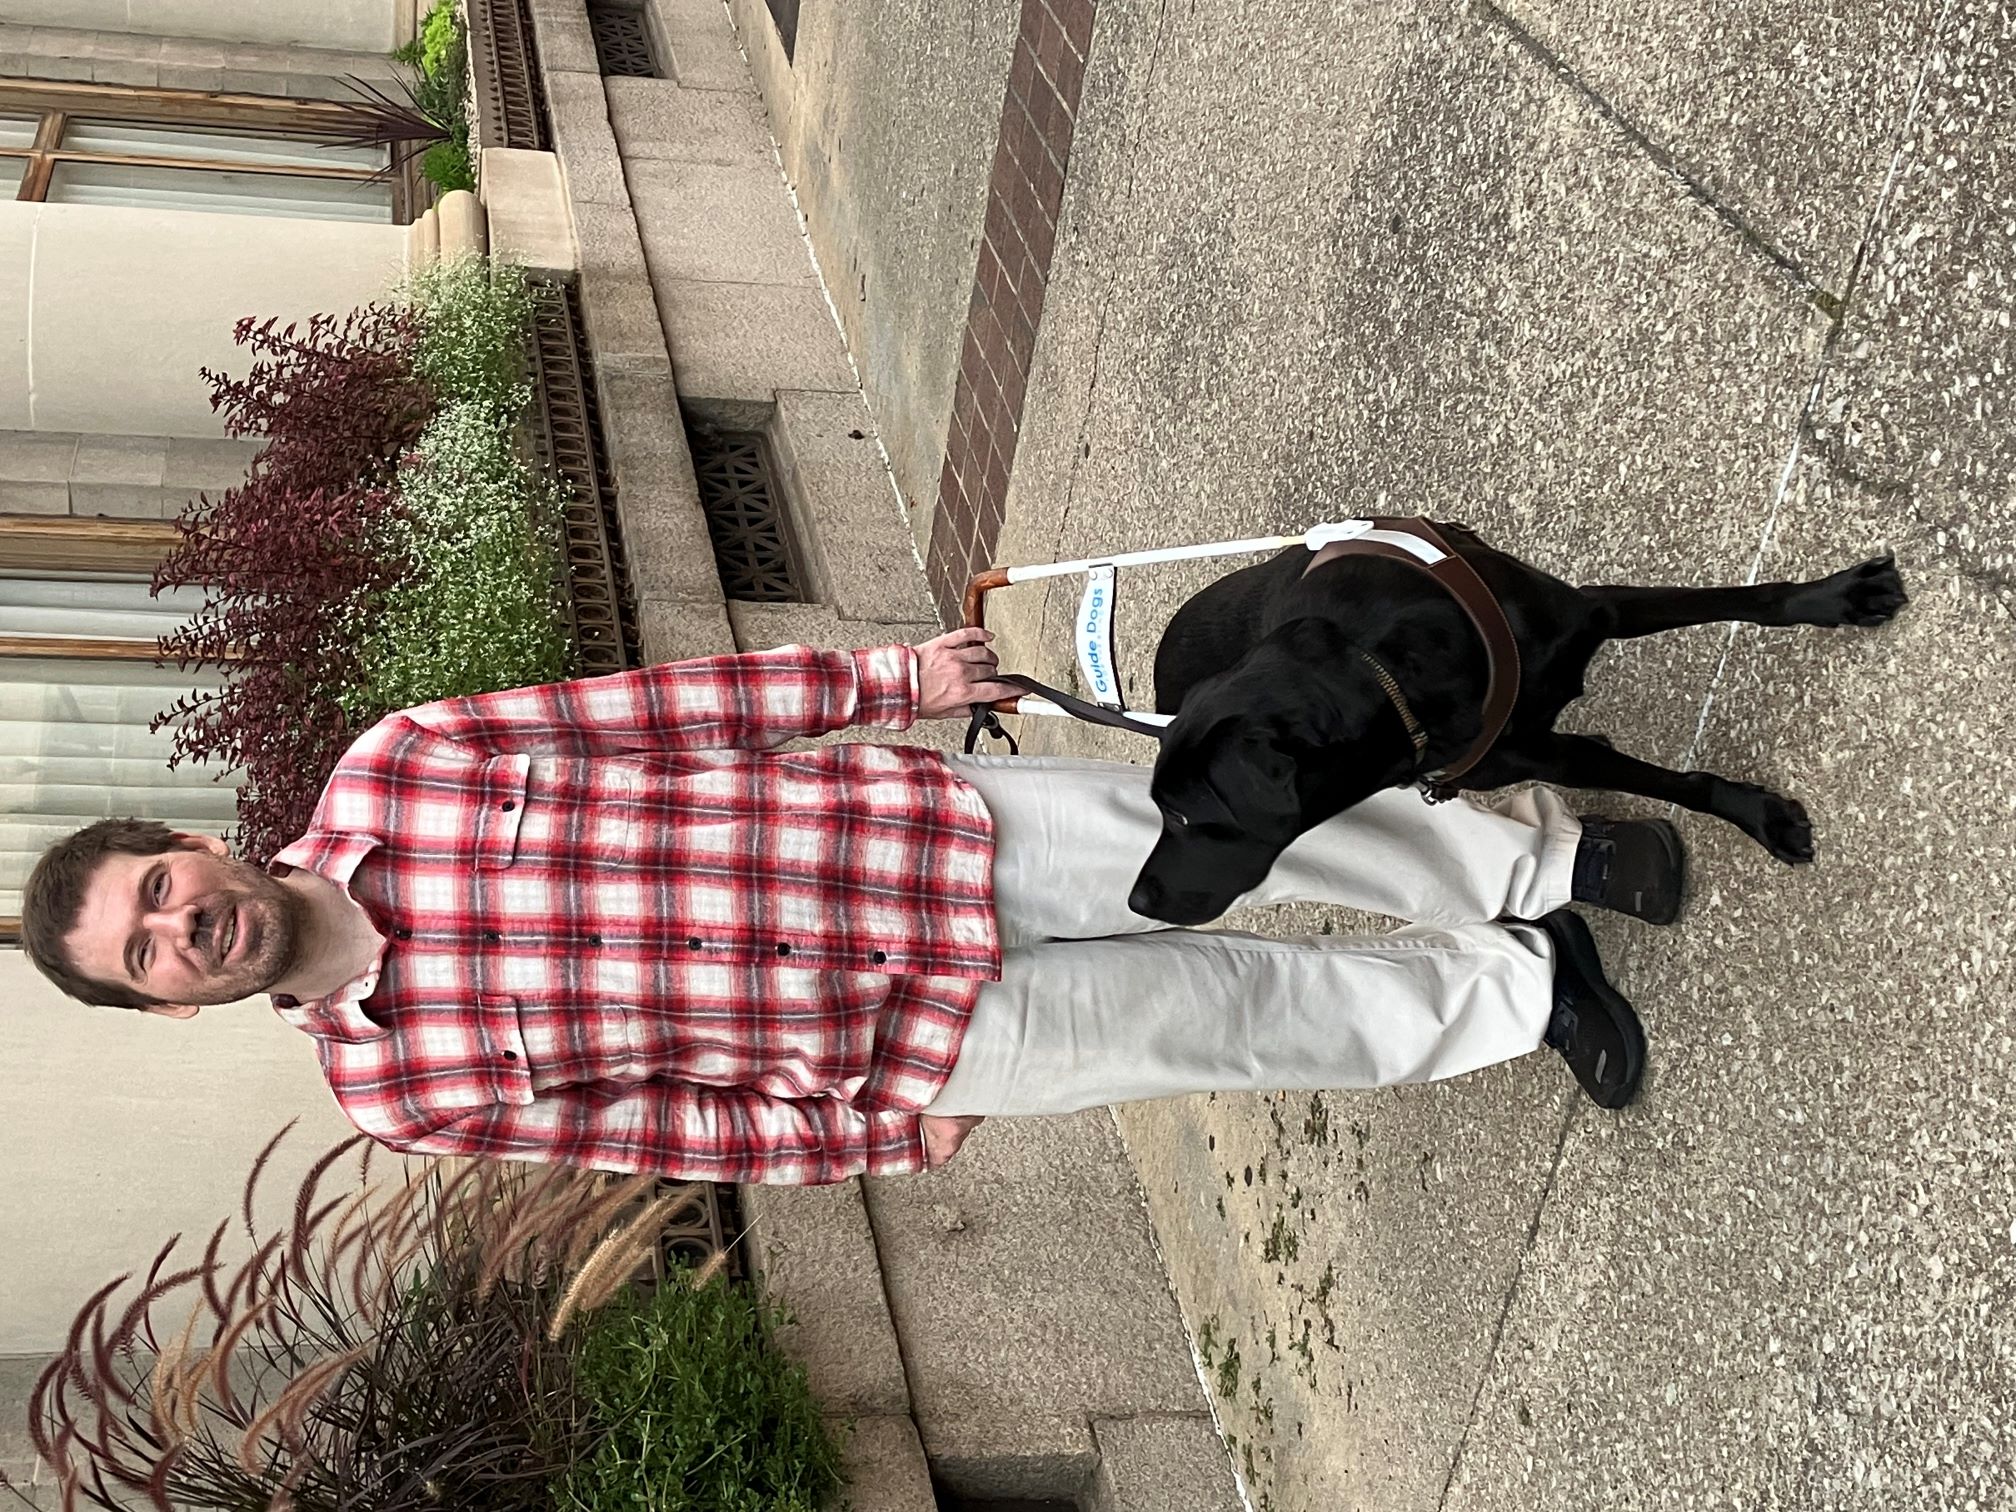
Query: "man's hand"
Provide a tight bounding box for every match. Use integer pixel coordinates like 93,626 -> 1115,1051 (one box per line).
915,628 -> 1021,720
921,1113 -> 985,1169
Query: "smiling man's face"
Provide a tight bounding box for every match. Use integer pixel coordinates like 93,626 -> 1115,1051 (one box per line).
63,834 -> 308,1010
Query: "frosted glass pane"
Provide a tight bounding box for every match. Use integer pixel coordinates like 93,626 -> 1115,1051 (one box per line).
0,577 -> 210,641
0,158 -> 22,198
47,161 -> 393,223
63,118 -> 387,172
0,115 -> 36,149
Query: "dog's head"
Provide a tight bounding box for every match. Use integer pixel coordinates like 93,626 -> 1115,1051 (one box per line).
1128,619 -> 1420,925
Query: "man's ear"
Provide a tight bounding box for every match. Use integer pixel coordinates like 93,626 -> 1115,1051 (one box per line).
179,832 -> 230,858
143,1002 -> 201,1020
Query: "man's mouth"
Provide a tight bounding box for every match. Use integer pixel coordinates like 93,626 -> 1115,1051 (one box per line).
218,907 -> 238,966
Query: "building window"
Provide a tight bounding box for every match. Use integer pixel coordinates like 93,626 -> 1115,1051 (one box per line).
0,79 -> 397,223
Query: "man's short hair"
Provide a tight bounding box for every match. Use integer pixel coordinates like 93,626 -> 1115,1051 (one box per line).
20,817 -> 185,1010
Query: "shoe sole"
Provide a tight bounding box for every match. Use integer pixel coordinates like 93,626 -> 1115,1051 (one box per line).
1540,910 -> 1648,1109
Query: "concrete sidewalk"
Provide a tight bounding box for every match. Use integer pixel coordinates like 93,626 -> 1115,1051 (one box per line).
738,1 -> 2016,1507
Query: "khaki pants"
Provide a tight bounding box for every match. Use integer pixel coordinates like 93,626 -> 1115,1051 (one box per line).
926,757 -> 1577,1117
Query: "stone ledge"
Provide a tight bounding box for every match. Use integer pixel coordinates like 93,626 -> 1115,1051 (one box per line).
835,1415 -> 938,1512
725,601 -> 940,657
437,190 -> 488,260
741,1180 -> 915,1420
1087,1414 -> 1241,1512
644,0 -> 754,93
769,390 -> 937,626
657,278 -> 856,402
636,596 -> 736,663
525,0 -> 602,77
480,148 -> 578,279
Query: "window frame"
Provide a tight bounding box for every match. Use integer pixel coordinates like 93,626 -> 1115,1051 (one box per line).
0,78 -> 416,223
0,513 -> 205,943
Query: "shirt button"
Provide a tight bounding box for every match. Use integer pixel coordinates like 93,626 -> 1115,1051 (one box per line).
394,928 -> 412,941
686,937 -> 703,950
484,930 -> 501,942
870,950 -> 888,965
588,933 -> 603,946
775,942 -> 792,957
500,800 -> 517,812
503,1050 -> 519,1061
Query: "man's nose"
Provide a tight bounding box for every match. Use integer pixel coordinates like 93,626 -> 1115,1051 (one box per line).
143,898 -> 203,945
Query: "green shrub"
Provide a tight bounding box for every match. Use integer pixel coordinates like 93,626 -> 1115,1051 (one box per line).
342,396 -> 569,721
405,254 -> 537,407
421,134 -> 475,193
420,0 -> 462,76
556,1269 -> 848,1512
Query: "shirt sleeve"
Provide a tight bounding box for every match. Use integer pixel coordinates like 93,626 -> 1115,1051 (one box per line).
397,643 -> 921,757
394,1081 -> 928,1185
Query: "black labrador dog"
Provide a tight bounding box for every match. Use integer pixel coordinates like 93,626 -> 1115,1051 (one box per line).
1128,523 -> 1907,925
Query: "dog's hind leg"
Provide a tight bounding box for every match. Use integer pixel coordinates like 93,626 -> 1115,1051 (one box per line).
1583,555 -> 1906,638
1532,734 -> 1815,865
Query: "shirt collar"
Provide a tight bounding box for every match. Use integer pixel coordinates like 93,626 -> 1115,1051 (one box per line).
266,830 -> 394,1044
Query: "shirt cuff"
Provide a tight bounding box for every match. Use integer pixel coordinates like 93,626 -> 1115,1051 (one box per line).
862,1111 -> 928,1177
851,645 -> 920,731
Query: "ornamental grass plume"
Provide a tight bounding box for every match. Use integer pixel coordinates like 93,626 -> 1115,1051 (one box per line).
8,1127 -> 697,1512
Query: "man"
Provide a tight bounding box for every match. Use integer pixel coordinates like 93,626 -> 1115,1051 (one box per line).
22,631 -> 1681,1183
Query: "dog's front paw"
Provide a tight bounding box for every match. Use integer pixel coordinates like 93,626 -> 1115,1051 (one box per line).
1804,555 -> 1909,627
1719,781 -> 1814,864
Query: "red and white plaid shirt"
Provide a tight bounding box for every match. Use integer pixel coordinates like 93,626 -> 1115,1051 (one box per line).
269,644 -> 999,1185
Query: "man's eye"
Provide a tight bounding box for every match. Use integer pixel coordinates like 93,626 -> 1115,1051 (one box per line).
139,940 -> 152,974
152,872 -> 168,905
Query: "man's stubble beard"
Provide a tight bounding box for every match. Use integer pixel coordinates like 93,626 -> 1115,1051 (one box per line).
206,858 -> 312,1003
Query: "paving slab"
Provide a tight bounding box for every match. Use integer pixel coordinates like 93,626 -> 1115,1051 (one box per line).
1493,0 -> 1946,289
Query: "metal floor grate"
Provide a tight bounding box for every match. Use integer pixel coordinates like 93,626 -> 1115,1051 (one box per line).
689,430 -> 805,603
469,0 -> 549,150
524,281 -> 643,676
587,2 -> 663,77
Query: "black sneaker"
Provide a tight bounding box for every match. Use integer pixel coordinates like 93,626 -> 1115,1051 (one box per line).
1537,909 -> 1646,1109
1572,816 -> 1686,926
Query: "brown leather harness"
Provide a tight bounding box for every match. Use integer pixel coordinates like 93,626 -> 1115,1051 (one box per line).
965,516 -> 1522,801
1304,517 -> 1522,800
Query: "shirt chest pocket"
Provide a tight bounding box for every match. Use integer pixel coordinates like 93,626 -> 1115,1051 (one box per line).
473,756 -> 643,871
474,755 -> 532,872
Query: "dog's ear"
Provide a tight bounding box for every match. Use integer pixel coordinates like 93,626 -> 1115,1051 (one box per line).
1204,722 -> 1302,835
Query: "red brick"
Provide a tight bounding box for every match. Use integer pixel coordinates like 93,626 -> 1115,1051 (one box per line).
1032,162 -> 1066,224
1008,34 -> 1037,109
1017,201 -> 1057,273
993,234 -> 1029,299
1010,102 -> 1044,178
1037,86 -> 1075,160
1044,0 -> 1096,60
983,191 -> 1015,258
977,490 -> 1008,551
1005,305 -> 1038,373
1034,13 -> 1084,102
983,441 -> 1012,504
998,356 -> 1029,422
960,329 -> 988,394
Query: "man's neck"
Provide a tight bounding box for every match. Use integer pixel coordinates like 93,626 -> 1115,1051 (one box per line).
268,868 -> 384,1003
